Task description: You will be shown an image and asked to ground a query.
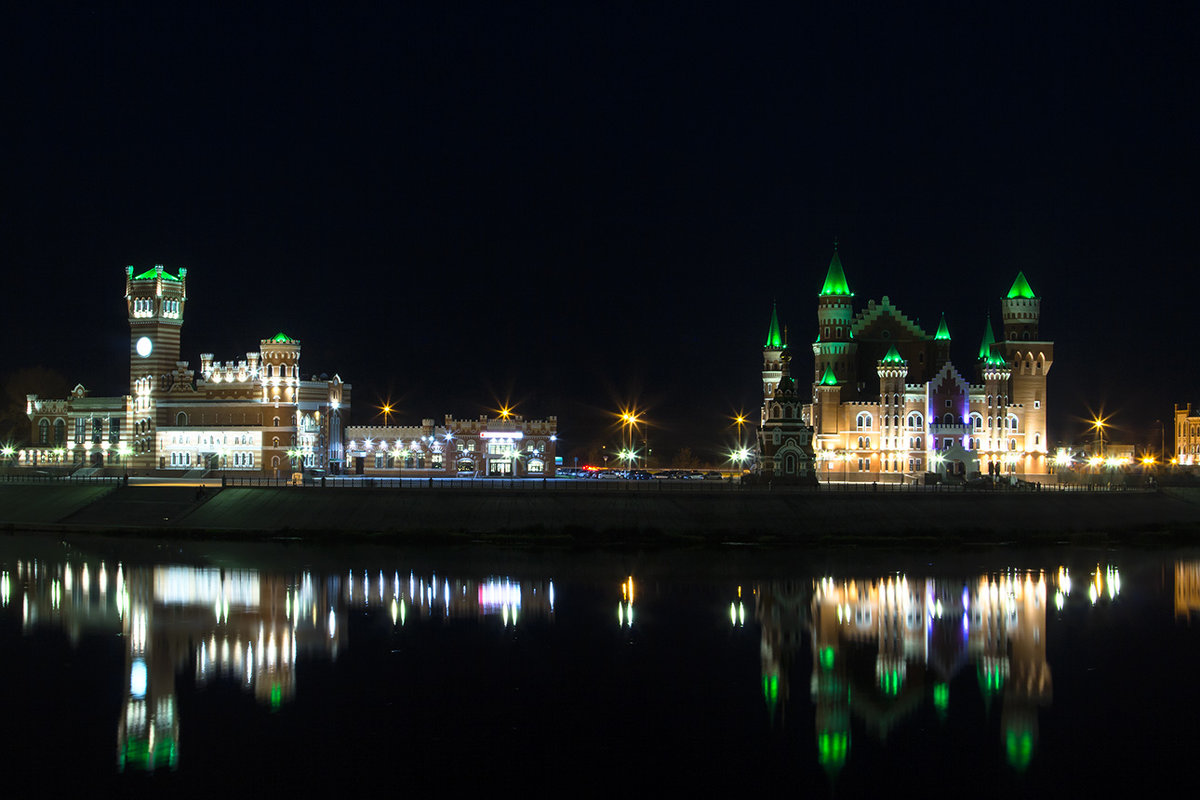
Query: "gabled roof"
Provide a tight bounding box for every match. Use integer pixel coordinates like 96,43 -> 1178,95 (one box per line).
1007,272 -> 1036,299
934,313 -> 951,341
765,303 -> 783,348
819,249 -> 853,297
851,296 -> 929,341
978,317 -> 996,360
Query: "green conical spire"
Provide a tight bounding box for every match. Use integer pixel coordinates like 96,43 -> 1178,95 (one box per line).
881,344 -> 905,364
1007,272 -> 1036,299
819,365 -> 838,386
765,303 -> 783,348
978,317 -> 996,360
934,313 -> 951,341
819,247 -> 853,297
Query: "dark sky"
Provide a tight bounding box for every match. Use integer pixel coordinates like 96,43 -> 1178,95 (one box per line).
3,1 -> 1198,459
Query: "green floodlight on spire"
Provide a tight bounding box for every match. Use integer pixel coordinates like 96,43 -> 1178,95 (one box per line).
881,344 -> 905,364
978,317 -> 996,360
1007,272 -> 1036,299
269,332 -> 295,343
934,314 -> 951,341
765,303 -> 783,348
820,365 -> 838,386
819,248 -> 853,297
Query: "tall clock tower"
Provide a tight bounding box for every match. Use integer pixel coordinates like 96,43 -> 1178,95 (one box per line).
126,265 -> 187,469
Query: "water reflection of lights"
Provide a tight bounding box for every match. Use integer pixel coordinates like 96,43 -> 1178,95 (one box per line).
730,585 -> 746,627
618,576 -> 634,627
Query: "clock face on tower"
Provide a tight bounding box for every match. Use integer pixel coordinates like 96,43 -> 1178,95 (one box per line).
136,336 -> 153,358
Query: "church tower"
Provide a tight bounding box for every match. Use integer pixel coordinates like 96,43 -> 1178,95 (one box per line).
761,303 -> 785,424
757,349 -> 816,482
1000,273 -> 1053,470
126,265 -> 187,468
813,245 -> 857,395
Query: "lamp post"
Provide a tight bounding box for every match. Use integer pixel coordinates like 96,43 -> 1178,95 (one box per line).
1092,416 -> 1107,459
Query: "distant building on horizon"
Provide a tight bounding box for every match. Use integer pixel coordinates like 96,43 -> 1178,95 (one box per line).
756,246 -> 1054,481
1175,404 -> 1200,465
345,413 -> 558,477
20,265 -> 350,476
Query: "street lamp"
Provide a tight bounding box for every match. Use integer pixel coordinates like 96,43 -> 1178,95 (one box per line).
728,447 -> 750,478
1091,415 -> 1108,458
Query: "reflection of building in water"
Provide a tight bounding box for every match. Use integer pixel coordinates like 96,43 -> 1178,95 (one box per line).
1175,562 -> 1200,622
780,570 -> 1055,776
752,581 -> 810,726
2,556 -> 554,772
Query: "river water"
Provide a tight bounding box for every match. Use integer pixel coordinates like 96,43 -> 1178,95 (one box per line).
1,533 -> 1196,796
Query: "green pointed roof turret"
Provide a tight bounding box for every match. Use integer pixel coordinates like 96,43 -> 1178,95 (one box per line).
819,365 -> 838,386
818,245 -> 853,297
934,313 -> 951,341
1007,272 -> 1036,299
132,265 -> 181,281
765,303 -> 783,348
881,344 -> 905,364
268,332 -> 296,343
985,352 -> 1008,368
978,317 -> 996,360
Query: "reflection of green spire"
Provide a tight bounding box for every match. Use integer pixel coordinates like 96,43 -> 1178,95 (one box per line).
819,646 -> 836,670
1006,729 -> 1034,772
818,729 -> 850,774
820,365 -> 838,386
765,304 -> 783,348
1007,271 -> 1036,299
933,682 -> 950,720
978,317 -> 996,359
819,248 -> 853,297
881,344 -> 905,364
934,313 -> 951,341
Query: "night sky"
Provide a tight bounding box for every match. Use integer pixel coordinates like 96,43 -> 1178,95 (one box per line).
3,2 -> 1197,460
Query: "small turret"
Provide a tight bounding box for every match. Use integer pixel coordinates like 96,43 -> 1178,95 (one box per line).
1002,272 -> 1040,341
933,313 -> 951,372
762,303 -> 786,414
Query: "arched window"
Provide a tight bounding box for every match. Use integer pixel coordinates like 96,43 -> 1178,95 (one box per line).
273,417 -> 281,427
906,412 -> 923,430
176,412 -> 188,426
893,415 -> 900,427
784,454 -> 796,474
38,419 -> 49,444
54,419 -> 66,444
856,412 -> 872,430
943,413 -> 953,424
970,412 -> 983,430
1009,415 -> 1019,430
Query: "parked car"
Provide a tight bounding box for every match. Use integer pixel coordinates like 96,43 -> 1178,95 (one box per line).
704,471 -> 724,480
629,470 -> 652,480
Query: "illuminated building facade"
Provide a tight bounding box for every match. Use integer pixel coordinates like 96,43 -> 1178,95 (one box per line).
346,414 -> 558,477
760,247 -> 1053,480
21,265 -> 350,476
1174,404 -> 1200,465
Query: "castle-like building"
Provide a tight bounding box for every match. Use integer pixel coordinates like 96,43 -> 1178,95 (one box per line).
21,265 -> 349,476
757,248 -> 1053,481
